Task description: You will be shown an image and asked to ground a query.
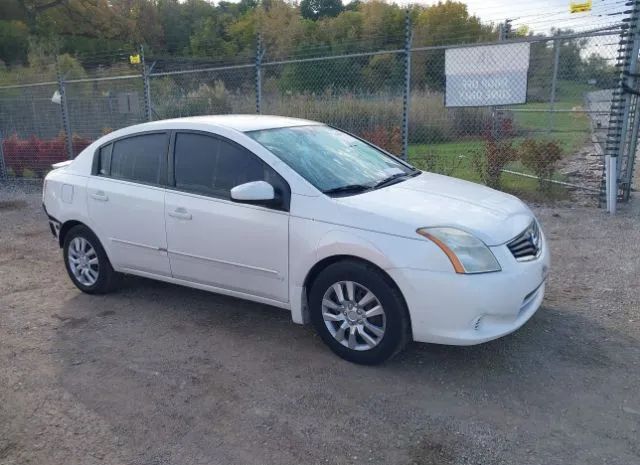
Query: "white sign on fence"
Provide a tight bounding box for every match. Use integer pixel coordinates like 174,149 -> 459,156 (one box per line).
445,42 -> 531,107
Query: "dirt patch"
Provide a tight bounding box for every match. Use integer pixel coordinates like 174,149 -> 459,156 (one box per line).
0,183 -> 638,465
0,200 -> 27,211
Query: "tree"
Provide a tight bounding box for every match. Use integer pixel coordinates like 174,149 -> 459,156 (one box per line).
551,28 -> 587,82
300,0 -> 343,21
412,1 -> 495,91
0,20 -> 29,65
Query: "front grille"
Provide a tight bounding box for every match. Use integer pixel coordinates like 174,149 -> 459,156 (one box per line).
507,221 -> 542,261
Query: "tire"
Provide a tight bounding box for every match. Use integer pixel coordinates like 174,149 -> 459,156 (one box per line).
62,225 -> 121,294
309,259 -> 410,365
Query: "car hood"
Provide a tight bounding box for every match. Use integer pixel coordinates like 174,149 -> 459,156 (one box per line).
333,172 -> 534,246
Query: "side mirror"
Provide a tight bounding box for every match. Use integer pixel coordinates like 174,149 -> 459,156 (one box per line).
230,180 -> 275,204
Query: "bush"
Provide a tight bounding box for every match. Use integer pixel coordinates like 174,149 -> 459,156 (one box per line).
2,133 -> 91,177
183,81 -> 233,116
519,139 -> 563,191
470,117 -> 518,189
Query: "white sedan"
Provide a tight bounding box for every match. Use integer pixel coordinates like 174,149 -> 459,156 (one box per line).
43,115 -> 549,364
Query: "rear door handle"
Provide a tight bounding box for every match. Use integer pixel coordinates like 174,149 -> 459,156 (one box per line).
168,207 -> 192,220
90,191 -> 108,201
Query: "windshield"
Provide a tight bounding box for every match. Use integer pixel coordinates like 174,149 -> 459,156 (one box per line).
246,125 -> 417,195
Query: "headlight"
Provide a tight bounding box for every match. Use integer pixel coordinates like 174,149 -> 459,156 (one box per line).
416,227 -> 501,274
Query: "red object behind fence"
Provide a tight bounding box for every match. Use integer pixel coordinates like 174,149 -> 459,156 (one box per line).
2,133 -> 92,177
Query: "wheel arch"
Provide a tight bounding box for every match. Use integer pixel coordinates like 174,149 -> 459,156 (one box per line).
58,220 -> 87,248
301,254 -> 411,336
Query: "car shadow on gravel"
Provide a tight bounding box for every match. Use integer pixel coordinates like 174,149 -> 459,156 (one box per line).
50,275 -> 640,465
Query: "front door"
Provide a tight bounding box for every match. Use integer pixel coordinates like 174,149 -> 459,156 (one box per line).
164,132 -> 289,302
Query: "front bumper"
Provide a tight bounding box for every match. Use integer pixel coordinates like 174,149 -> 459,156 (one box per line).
387,232 -> 550,345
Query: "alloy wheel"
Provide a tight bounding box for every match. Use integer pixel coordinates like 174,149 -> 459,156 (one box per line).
68,237 -> 100,287
321,280 -> 386,351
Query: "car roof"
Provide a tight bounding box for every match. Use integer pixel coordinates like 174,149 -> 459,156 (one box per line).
145,114 -> 319,132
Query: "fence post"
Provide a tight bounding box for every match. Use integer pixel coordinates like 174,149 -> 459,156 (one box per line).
490,22 -> 507,139
255,32 -> 263,114
56,56 -> 74,160
548,39 -> 560,134
0,131 -> 6,180
401,10 -> 412,161
140,45 -> 153,122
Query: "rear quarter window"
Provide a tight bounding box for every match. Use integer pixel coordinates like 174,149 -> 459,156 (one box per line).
96,144 -> 112,176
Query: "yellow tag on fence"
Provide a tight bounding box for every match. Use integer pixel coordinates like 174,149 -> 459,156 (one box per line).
570,0 -> 592,13
129,54 -> 141,65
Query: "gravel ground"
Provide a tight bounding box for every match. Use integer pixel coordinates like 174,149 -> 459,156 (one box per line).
1,182 -> 639,465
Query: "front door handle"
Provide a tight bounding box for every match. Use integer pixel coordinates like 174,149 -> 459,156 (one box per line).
168,207 -> 192,220
90,191 -> 108,201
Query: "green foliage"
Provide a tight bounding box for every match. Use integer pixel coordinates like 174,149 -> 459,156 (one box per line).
152,80 -> 234,118
278,53 -> 366,93
57,53 -> 87,80
411,1 -> 495,91
0,20 -> 29,65
362,54 -> 402,90
300,0 -> 344,21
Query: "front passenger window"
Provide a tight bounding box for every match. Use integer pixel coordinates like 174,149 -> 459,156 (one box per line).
174,133 -> 276,199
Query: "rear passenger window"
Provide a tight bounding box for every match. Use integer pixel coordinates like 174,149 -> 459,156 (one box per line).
174,133 -> 279,199
96,144 -> 112,176
110,133 -> 167,185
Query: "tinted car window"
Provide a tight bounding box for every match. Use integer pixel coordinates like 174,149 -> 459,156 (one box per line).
110,133 -> 167,184
174,133 -> 284,200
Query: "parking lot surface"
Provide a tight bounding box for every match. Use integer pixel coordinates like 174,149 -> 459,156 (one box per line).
1,183 -> 639,465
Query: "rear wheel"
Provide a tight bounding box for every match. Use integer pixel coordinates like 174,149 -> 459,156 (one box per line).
309,260 -> 410,364
63,225 -> 121,294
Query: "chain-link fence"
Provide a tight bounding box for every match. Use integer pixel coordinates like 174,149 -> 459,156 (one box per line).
0,15 -> 636,206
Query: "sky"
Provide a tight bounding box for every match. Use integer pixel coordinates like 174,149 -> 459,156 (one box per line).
402,0 -> 624,34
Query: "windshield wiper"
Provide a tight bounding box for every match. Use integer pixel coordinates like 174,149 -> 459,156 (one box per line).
323,184 -> 372,196
372,171 -> 418,189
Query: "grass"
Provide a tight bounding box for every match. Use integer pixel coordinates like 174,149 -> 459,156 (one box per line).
408,142 -> 569,202
406,80 -> 593,200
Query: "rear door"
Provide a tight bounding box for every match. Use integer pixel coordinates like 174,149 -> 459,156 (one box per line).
87,132 -> 172,276
164,131 -> 290,302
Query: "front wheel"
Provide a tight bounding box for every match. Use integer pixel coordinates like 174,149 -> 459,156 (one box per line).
309,260 -> 410,364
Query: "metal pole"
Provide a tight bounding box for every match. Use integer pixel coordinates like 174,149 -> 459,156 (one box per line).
255,32 -> 263,114
491,22 -> 507,139
623,95 -> 640,201
612,2 -> 640,211
608,156 -> 618,213
401,10 -> 412,161
548,39 -> 560,134
622,10 -> 640,201
56,56 -> 74,160
140,45 -> 153,122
